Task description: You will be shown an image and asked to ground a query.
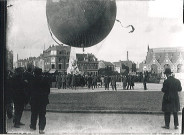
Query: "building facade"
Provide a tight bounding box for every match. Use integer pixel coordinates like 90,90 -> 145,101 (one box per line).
76,53 -> 98,75
43,45 -> 71,74
17,57 -> 36,70
6,50 -> 13,71
98,61 -> 115,71
113,60 -> 136,74
144,47 -> 184,74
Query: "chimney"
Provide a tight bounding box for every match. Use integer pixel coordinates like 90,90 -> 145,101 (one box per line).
127,51 -> 129,61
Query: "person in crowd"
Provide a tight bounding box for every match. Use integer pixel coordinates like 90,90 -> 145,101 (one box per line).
87,75 -> 93,89
161,68 -> 182,130
126,75 -> 131,90
85,75 -> 88,87
107,75 -> 111,90
5,70 -> 13,119
29,68 -> 50,134
71,74 -> 76,90
62,74 -> 66,89
143,72 -> 148,90
56,73 -> 62,89
80,75 -> 85,87
122,75 -> 127,90
100,76 -> 104,87
12,67 -> 27,128
23,67 -> 34,106
92,75 -> 98,89
104,75 -> 108,90
130,75 -> 135,90
111,75 -> 117,91
66,73 -> 71,89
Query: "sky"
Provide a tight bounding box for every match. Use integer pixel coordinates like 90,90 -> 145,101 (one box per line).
7,0 -> 184,64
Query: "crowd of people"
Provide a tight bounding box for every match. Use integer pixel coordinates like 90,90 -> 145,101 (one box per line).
5,67 -> 149,134
53,73 -> 146,91
5,67 -> 50,134
4,67 -> 183,133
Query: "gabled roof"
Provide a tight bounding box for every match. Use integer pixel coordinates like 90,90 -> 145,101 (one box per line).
146,47 -> 184,64
100,61 -> 114,66
76,53 -> 98,62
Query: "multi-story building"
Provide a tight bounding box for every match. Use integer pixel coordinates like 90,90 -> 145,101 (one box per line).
113,60 -> 136,74
6,49 -> 13,71
33,54 -> 45,71
76,53 -> 98,75
98,60 -> 115,71
17,57 -> 36,70
43,44 -> 71,74
143,47 -> 184,74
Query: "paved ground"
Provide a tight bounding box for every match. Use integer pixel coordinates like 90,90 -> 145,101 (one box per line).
50,82 -> 163,93
6,83 -> 183,134
6,111 -> 182,134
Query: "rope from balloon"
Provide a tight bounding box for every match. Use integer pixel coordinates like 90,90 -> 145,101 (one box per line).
116,19 -> 135,33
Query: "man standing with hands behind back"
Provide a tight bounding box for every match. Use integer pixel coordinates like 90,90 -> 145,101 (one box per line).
29,68 -> 50,134
161,68 -> 182,129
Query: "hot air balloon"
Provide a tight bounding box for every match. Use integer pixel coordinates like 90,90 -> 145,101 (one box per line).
46,0 -> 117,48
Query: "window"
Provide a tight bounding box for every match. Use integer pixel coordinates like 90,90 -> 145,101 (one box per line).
59,57 -> 62,62
61,50 -> 66,55
51,57 -> 55,63
59,64 -> 61,69
51,50 -> 57,55
51,64 -> 55,69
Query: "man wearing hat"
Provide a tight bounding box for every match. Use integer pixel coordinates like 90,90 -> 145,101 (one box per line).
161,68 -> 182,129
12,67 -> 27,128
29,68 -> 50,134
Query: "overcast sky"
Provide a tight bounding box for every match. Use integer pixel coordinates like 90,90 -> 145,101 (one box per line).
7,0 -> 184,64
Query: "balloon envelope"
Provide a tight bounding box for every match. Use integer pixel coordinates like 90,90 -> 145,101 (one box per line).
46,0 -> 117,48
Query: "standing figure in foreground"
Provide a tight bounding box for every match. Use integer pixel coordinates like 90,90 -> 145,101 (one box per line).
29,68 -> 50,134
12,67 -> 27,128
161,68 -> 182,129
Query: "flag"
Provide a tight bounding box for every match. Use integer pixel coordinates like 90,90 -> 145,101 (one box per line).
67,47 -> 80,75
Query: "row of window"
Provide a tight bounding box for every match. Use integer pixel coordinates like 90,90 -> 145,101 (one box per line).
78,63 -> 98,69
51,63 -> 69,69
51,50 -> 70,55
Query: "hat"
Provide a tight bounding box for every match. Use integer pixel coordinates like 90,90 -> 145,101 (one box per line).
164,68 -> 172,74
15,67 -> 24,74
33,67 -> 42,75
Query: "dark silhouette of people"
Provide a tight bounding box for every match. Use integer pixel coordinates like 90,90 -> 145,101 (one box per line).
12,67 -> 27,128
29,68 -> 50,134
161,68 -> 182,130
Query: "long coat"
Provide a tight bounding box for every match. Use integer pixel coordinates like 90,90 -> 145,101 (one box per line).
29,75 -> 50,106
162,76 -> 182,112
111,76 -> 116,86
12,75 -> 27,104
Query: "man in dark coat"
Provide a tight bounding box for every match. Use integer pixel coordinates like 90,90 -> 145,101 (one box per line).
111,75 -> 117,91
62,74 -> 66,89
87,75 -> 93,89
5,70 -> 13,119
12,67 -> 27,128
161,68 -> 182,129
104,75 -> 108,90
92,75 -> 98,89
29,68 -> 50,134
56,73 -> 62,89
